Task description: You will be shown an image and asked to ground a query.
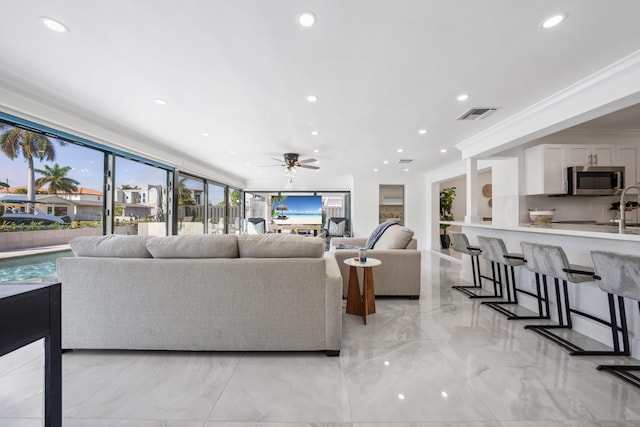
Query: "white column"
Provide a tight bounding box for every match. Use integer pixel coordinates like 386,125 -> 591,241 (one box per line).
465,158 -> 481,223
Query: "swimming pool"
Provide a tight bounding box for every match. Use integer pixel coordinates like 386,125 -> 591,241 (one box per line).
0,250 -> 73,283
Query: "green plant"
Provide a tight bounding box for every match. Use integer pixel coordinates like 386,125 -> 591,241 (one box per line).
439,187 -> 456,234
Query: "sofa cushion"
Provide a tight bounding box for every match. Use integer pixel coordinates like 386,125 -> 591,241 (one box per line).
238,234 -> 324,258
146,234 -> 239,258
70,235 -> 152,258
373,224 -> 414,249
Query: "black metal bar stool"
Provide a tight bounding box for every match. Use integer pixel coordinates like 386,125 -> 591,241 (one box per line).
477,236 -> 548,320
591,250 -> 639,388
449,232 -> 495,298
520,242 -> 629,356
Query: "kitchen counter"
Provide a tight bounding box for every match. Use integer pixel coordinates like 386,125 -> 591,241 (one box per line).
442,221 -> 640,241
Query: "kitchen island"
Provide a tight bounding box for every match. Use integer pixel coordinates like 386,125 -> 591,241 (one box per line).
442,221 -> 640,359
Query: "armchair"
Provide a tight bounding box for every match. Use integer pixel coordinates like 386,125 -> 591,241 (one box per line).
330,224 -> 420,298
323,217 -> 350,249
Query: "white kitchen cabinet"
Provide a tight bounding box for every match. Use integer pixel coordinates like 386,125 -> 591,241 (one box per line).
524,144 -> 566,195
616,145 -> 639,193
565,144 -> 615,166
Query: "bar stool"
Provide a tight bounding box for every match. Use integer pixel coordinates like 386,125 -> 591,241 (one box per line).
477,236 -> 548,320
591,250 -> 639,388
449,232 -> 494,298
520,242 -> 628,356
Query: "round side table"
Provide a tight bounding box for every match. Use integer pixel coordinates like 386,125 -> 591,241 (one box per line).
343,257 -> 382,325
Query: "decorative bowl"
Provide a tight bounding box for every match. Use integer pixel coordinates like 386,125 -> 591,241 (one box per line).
529,210 -> 554,224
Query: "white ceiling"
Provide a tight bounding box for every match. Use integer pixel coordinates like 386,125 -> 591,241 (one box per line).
1,1 -> 640,189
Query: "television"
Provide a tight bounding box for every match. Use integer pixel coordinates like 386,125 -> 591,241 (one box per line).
272,195 -> 323,225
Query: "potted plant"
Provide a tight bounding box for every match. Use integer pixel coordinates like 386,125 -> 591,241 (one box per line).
439,187 -> 456,248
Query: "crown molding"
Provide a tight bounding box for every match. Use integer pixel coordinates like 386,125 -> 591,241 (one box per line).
456,49 -> 640,159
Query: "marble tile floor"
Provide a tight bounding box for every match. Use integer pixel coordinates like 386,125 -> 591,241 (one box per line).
1,252 -> 640,426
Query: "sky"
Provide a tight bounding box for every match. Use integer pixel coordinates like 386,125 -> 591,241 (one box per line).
0,129 -> 166,192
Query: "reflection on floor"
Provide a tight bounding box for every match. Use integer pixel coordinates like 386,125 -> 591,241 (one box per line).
1,251 -> 640,426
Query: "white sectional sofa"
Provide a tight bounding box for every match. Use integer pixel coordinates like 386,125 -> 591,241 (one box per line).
56,233 -> 343,355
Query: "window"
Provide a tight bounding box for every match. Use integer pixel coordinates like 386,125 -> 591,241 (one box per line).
114,156 -> 169,236
228,187 -> 242,235
207,182 -> 225,234
177,174 -> 204,235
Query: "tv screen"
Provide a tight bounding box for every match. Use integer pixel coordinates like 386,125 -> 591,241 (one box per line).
272,195 -> 322,225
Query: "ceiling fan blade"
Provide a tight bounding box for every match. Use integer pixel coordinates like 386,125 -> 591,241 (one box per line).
271,157 -> 286,163
298,164 -> 320,170
297,158 -> 317,164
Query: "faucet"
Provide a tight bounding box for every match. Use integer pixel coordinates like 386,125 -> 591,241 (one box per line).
619,184 -> 640,233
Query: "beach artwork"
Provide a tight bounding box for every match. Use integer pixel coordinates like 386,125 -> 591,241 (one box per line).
272,195 -> 323,225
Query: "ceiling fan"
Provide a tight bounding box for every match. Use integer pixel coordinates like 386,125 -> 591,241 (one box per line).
270,153 -> 320,174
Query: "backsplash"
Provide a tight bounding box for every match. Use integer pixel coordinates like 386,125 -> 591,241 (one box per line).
524,194 -> 639,224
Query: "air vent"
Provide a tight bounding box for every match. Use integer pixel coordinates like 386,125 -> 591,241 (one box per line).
457,107 -> 499,121
398,159 -> 413,164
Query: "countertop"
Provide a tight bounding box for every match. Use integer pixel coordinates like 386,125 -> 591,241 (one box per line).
442,221 -> 640,241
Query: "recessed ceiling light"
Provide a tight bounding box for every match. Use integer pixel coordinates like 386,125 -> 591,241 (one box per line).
440,148 -> 447,153
404,168 -> 409,172
306,95 -> 318,103
374,168 -> 379,172
154,98 -> 168,106
397,148 -> 403,153
40,17 -> 69,33
298,12 -> 317,28
418,129 -> 427,135
457,94 -> 469,102
313,149 -> 320,153
311,131 -> 319,136
245,162 -> 251,166
202,132 -> 210,137
383,160 -> 389,164
541,13 -> 567,29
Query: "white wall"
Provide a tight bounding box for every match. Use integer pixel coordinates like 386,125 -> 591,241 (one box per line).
439,171 -> 492,223
352,174 -> 427,250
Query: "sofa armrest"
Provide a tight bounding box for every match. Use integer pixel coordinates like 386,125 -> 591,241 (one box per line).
323,252 -> 343,352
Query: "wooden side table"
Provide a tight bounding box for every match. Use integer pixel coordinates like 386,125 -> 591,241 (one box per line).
344,258 -> 382,325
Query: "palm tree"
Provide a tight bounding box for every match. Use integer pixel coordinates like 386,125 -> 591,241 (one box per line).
177,178 -> 195,207
0,127 -> 66,205
121,184 -> 140,190
35,163 -> 80,194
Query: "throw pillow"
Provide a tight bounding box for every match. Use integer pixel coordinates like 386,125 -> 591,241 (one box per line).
372,224 -> 414,249
328,219 -> 346,236
252,221 -> 265,234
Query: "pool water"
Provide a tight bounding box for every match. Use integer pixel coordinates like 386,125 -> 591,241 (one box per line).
0,250 -> 73,283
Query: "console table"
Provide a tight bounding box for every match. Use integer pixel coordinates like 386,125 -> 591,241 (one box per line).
271,224 -> 322,235
0,282 -> 62,427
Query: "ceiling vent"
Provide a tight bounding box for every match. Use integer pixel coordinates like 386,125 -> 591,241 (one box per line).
398,159 -> 413,164
457,107 -> 499,121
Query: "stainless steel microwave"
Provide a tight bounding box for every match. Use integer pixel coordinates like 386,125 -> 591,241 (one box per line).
567,166 -> 624,195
